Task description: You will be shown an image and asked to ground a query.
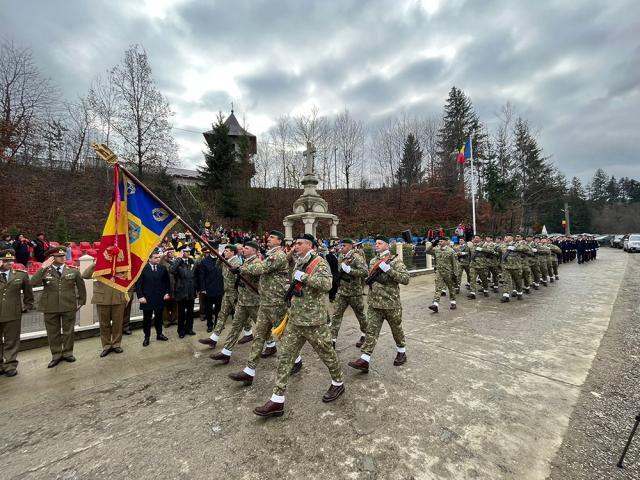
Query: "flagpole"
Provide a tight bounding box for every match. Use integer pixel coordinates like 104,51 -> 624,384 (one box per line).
469,135 -> 477,235
93,145 -> 258,293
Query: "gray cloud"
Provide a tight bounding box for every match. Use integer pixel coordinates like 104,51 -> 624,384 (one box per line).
2,0 -> 638,182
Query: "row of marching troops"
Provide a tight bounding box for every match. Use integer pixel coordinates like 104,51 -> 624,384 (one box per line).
425,233 -> 597,312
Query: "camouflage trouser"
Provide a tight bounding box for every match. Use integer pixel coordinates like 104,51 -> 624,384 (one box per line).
223,304 -> 258,352
503,268 -> 523,294
547,258 -> 554,276
434,273 -> 457,303
469,266 -> 489,294
361,307 -> 405,356
330,294 -> 367,340
529,262 -> 541,284
212,291 -> 243,337
487,265 -> 501,287
522,265 -> 532,288
457,264 -> 471,287
273,322 -> 343,396
551,260 -> 559,276
246,304 -> 287,370
538,258 -> 549,280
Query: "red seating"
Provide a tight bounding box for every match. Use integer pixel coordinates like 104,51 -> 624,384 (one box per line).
27,262 -> 42,275
79,241 -> 92,251
13,263 -> 26,271
86,249 -> 98,257
49,241 -> 60,247
93,241 -> 101,249
64,260 -> 77,267
71,249 -> 83,260
69,242 -> 77,249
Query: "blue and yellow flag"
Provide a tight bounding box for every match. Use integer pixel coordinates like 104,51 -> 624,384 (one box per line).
94,168 -> 177,293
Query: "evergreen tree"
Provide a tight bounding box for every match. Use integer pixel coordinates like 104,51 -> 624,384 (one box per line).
198,113 -> 239,218
397,133 -> 423,185
483,155 -> 518,212
605,175 -> 620,203
588,168 -> 609,204
566,177 -> 591,232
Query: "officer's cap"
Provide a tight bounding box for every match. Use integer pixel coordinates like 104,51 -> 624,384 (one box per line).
46,247 -> 67,257
1,249 -> 16,260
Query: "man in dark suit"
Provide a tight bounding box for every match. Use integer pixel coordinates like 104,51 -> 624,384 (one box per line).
171,245 -> 198,338
136,250 -> 171,347
196,246 -> 224,333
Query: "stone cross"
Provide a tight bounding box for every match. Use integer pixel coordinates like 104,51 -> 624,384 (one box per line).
303,142 -> 316,175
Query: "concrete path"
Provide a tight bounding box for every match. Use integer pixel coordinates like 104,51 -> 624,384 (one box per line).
0,249 -> 629,479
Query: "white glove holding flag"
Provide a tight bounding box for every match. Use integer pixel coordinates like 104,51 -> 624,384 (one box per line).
379,262 -> 391,272
294,271 -> 304,282
341,264 -> 351,273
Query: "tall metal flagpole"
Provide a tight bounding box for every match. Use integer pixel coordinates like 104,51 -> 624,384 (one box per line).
469,135 -> 477,235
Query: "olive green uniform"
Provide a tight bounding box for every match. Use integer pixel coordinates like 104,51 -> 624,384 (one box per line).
0,269 -> 34,373
330,250 -> 368,341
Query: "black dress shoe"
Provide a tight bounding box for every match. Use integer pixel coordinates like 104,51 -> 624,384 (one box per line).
48,358 -> 61,368
157,334 -> 169,341
112,347 -> 124,354
291,360 -> 303,375
63,355 -> 76,363
4,369 -> 17,377
394,352 -> 407,366
322,384 -> 345,403
198,338 -> 217,348
179,334 -> 185,339
348,358 -> 369,373
206,327 -> 213,333
228,371 -> 254,386
100,349 -> 111,358
122,329 -> 132,336
186,330 -> 196,336
253,400 -> 284,417
143,337 -> 150,347
261,345 -> 277,358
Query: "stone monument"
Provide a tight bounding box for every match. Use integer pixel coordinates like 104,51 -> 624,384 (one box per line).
283,142 -> 339,240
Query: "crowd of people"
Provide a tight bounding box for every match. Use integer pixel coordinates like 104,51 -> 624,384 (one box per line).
0,226 -> 599,418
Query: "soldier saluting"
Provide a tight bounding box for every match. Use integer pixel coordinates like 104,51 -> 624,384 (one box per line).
30,247 -> 86,368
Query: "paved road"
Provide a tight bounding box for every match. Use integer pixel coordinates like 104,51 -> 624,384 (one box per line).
0,248 -> 634,479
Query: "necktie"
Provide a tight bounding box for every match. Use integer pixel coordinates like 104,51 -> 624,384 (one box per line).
57,267 -> 63,276
152,265 -> 156,272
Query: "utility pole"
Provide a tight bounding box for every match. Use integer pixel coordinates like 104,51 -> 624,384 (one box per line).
563,202 -> 571,235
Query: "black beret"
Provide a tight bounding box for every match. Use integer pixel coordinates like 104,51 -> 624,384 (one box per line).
374,235 -> 389,244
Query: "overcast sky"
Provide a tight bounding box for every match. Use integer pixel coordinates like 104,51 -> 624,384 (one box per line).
3,0 -> 639,183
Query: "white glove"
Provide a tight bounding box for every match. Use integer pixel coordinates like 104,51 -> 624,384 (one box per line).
532,248 -> 538,253
341,264 -> 351,274
379,262 -> 391,272
476,247 -> 483,252
294,270 -> 304,282
508,246 -> 516,251
459,252 -> 467,256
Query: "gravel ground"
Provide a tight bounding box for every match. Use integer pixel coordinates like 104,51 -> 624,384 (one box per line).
548,253 -> 640,479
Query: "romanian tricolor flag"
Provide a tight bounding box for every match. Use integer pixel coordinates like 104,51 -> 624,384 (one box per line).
93,165 -> 178,294
457,138 -> 472,165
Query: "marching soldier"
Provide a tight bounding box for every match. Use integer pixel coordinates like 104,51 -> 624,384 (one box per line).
454,238 -> 471,291
548,238 -> 562,280
498,234 -> 529,302
515,234 -> 533,294
31,247 -> 86,368
229,230 -> 291,386
426,237 -> 458,311
82,261 -> 127,357
254,234 -> 344,417
210,242 -> 261,363
330,239 -> 368,348
348,235 -> 410,373
535,237 -> 551,285
0,250 -> 34,377
485,235 -> 501,292
467,236 -> 490,299
525,234 -> 541,289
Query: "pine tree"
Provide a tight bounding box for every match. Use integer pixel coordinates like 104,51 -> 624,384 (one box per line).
397,133 -> 423,185
605,176 -> 620,203
588,168 -> 609,204
566,177 -> 591,232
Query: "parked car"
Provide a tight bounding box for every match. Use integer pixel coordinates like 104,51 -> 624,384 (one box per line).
622,234 -> 630,251
596,234 -> 614,246
626,234 -> 640,252
611,235 -> 625,248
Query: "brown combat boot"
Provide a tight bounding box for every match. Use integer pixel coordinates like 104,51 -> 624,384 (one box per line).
198,338 -> 217,348
355,335 -> 366,348
322,384 -> 345,403
348,358 -> 369,373
238,334 -> 254,344
210,352 -> 230,363
228,371 -> 253,386
394,352 -> 407,366
253,400 -> 284,417
261,345 -> 277,358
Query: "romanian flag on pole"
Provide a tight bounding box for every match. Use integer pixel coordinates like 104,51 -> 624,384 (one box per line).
93,165 -> 178,294
457,138 -> 472,164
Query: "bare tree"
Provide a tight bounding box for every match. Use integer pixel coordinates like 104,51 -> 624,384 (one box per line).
418,116 -> 440,184
88,70 -> 118,148
269,115 -> 293,188
0,41 -> 58,164
293,105 -> 332,188
334,109 -> 364,203
63,96 -> 94,172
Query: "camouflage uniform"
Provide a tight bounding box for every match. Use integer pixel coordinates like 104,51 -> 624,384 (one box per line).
549,243 -> 561,277
360,253 -> 410,356
499,240 -> 531,295
468,243 -> 490,295
219,255 -> 260,356
244,247 -> 290,370
330,249 -> 368,341
484,242 -> 502,290
273,251 -> 342,397
454,243 -> 471,288
426,242 -> 458,303
527,242 -> 542,286
536,243 -> 551,283
208,255 -> 247,342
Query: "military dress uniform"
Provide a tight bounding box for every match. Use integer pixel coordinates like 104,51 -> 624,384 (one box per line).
30,248 -> 87,366
426,240 -> 458,309
82,263 -> 127,355
0,250 -> 34,376
330,243 -> 368,346
349,244 -> 410,371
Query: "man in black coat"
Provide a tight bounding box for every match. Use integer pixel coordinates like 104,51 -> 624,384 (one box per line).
171,245 -> 198,338
196,246 -> 225,333
136,251 -> 171,346
31,233 -> 50,263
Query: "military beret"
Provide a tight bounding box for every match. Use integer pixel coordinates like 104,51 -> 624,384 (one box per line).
46,247 -> 67,257
440,236 -> 450,241
244,241 -> 259,250
270,230 -> 285,241
341,238 -> 355,244
297,233 -> 317,246
0,249 -> 16,260
224,244 -> 238,254
374,235 -> 389,244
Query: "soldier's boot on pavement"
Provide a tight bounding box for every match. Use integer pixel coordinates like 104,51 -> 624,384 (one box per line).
428,302 -> 439,313
143,337 -> 150,347
467,292 -> 476,300
355,335 -> 366,348
254,400 -> 284,417
550,277 -> 555,283
492,285 -> 499,293
229,370 -> 254,386
4,369 -> 17,377
501,293 -> 510,303
455,287 -> 460,294
291,359 -> 303,375
555,275 -> 559,280
517,292 -> 523,300
394,352 -> 407,366
440,290 -> 447,297
47,358 -> 61,368
210,351 -> 231,363
541,279 -> 548,286
238,331 -> 254,344
261,345 -> 277,358
332,339 -> 336,349
322,384 -> 345,403
348,358 -> 370,373
533,283 -> 540,290
450,301 -> 457,310
465,283 -> 471,290
524,287 -> 530,294
198,338 -> 217,348
483,289 -> 489,297
511,290 -> 517,298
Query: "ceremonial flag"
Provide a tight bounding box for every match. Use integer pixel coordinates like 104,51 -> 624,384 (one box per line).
457,138 -> 472,164
93,166 -> 177,294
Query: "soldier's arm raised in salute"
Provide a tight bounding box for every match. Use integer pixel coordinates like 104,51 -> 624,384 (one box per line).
29,256 -> 54,286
